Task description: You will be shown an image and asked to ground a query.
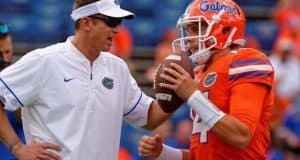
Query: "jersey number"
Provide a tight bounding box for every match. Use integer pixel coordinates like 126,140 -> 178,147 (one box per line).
191,92 -> 209,143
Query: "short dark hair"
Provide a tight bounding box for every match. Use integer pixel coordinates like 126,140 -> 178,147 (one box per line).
0,21 -> 10,39
73,0 -> 99,29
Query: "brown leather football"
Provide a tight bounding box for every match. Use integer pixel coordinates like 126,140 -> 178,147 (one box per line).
153,51 -> 194,113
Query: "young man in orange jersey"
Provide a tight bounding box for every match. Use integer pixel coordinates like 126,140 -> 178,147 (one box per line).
138,0 -> 275,159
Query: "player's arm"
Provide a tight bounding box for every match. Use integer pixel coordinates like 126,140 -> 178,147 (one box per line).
142,100 -> 172,130
0,103 -> 62,160
160,63 -> 269,149
138,134 -> 190,160
187,82 -> 269,149
211,83 -> 269,149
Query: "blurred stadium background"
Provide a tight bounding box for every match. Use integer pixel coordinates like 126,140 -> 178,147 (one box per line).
2,0 -> 300,160
0,0 -> 278,54
0,0 -> 279,95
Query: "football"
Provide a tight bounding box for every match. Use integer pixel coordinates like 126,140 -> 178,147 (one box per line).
154,51 -> 194,113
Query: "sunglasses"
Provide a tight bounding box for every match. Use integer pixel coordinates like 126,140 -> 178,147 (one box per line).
88,16 -> 122,28
0,24 -> 9,35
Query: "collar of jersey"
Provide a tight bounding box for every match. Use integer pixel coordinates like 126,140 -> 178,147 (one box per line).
65,36 -> 102,64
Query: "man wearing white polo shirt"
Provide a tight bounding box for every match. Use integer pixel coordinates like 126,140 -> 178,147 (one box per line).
0,0 -> 171,159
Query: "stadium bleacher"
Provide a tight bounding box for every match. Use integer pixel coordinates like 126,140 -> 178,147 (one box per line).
0,0 -> 278,52
235,0 -> 277,7
0,0 -> 280,96
246,20 -> 279,53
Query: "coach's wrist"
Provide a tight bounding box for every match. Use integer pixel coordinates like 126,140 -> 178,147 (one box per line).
10,139 -> 24,156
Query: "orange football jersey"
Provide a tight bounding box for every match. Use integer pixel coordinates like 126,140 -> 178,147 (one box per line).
190,48 -> 274,160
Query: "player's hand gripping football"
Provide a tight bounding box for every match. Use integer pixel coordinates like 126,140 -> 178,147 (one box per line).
138,134 -> 163,159
160,62 -> 198,101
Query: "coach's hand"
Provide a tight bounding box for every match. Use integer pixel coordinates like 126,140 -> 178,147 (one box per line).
12,141 -> 62,160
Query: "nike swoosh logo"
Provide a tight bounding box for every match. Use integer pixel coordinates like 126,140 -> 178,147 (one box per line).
64,78 -> 75,82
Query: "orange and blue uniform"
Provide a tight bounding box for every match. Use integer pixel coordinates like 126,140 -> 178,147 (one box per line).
190,48 -> 274,160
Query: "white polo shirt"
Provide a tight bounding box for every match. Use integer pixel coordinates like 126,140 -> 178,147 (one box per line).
0,38 -> 153,160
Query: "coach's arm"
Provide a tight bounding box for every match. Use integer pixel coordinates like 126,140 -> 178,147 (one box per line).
142,100 -> 172,130
0,103 -> 62,160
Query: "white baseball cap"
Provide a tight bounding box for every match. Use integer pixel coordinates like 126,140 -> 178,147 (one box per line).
71,0 -> 135,21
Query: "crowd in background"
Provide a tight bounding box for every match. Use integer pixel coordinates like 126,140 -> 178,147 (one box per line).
266,0 -> 300,159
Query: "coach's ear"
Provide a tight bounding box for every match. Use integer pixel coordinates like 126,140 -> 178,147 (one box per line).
78,17 -> 93,32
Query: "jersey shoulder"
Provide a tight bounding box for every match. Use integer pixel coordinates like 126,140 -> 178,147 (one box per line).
229,48 -> 274,86
232,48 -> 269,62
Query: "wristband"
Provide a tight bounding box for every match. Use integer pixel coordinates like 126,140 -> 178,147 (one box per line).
187,90 -> 225,129
9,139 -> 20,153
157,144 -> 182,160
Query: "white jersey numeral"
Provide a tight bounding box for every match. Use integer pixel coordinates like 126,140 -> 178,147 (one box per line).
192,115 -> 210,143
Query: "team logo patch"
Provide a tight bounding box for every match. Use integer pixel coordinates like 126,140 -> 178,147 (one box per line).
203,72 -> 217,87
102,77 -> 114,89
